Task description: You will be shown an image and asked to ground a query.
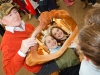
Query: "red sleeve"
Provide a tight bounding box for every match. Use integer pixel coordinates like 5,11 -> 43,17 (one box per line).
2,45 -> 25,75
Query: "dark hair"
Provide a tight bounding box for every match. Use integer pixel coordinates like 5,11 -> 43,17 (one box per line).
78,24 -> 100,67
85,7 -> 100,26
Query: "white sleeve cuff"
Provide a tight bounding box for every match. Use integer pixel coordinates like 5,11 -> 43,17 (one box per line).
18,50 -> 26,57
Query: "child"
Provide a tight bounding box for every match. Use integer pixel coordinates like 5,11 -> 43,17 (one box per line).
42,34 -> 80,71
48,25 -> 76,48
77,24 -> 100,75
0,3 -> 61,75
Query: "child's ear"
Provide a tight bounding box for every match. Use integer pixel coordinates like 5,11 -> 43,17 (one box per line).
83,55 -> 90,61
1,19 -> 6,25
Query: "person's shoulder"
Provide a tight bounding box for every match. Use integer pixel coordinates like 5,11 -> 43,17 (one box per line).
25,23 -> 35,29
25,23 -> 35,31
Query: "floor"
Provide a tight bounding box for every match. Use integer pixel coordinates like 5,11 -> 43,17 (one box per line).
0,0 -> 100,75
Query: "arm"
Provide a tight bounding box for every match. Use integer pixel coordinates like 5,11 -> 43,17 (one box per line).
2,45 -> 25,75
2,37 -> 37,75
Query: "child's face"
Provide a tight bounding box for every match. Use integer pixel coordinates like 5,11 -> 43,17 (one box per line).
52,28 -> 64,39
45,35 -> 58,49
2,8 -> 21,26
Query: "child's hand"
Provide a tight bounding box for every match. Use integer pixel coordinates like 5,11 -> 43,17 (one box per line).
20,38 -> 37,54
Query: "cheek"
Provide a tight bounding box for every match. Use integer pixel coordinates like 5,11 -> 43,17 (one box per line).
46,43 -> 51,48
4,19 -> 12,25
54,45 -> 58,48
48,45 -> 52,49
54,35 -> 59,39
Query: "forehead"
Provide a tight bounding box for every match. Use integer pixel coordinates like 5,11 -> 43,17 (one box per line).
3,8 -> 17,18
52,27 -> 58,31
52,27 -> 61,31
9,8 -> 17,13
46,36 -> 52,40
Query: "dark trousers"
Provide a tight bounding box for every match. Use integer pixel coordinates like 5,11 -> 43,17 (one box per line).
59,63 -> 80,75
39,0 -> 55,12
81,0 -> 96,4
36,60 -> 59,75
35,6 -> 43,19
0,25 -> 5,36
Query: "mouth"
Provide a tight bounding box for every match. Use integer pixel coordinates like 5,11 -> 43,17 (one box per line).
15,17 -> 21,22
58,33 -> 62,38
59,31 -> 62,36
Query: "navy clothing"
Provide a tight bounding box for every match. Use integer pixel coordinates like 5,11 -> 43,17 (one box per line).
81,0 -> 96,4
59,63 -> 80,75
37,60 -> 59,75
38,0 -> 55,11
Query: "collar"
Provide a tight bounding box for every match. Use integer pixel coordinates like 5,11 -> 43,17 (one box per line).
5,21 -> 25,33
49,46 -> 61,53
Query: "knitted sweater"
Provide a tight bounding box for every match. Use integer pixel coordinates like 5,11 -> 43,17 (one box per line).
56,48 -> 80,70
0,23 -> 42,75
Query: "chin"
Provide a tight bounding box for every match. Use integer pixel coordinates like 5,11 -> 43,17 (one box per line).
16,22 -> 21,26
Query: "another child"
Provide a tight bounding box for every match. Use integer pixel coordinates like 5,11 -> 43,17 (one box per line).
77,24 -> 100,75
0,3 -> 60,75
49,25 -> 76,48
42,34 -> 80,72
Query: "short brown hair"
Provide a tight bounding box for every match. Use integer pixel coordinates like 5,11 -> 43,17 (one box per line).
85,7 -> 100,26
78,24 -> 100,67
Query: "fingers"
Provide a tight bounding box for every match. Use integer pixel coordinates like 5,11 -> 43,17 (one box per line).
20,38 -> 37,54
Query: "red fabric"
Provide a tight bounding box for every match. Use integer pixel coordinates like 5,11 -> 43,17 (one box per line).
0,23 -> 42,75
25,0 -> 36,15
13,0 -> 25,10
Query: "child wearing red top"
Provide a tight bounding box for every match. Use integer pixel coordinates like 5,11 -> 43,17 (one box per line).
0,3 -> 59,75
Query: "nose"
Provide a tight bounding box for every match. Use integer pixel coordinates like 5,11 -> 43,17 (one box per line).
52,40 -> 55,45
57,32 -> 59,36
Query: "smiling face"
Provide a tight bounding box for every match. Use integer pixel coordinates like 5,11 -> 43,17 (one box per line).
45,35 -> 58,49
51,27 -> 64,39
2,8 -> 21,27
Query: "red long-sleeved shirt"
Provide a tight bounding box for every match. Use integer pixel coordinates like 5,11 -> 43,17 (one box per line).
0,23 -> 42,75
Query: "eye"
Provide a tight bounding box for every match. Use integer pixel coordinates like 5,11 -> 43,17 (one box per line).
8,13 -> 12,17
51,38 -> 54,40
54,33 -> 56,36
48,40 -> 50,44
